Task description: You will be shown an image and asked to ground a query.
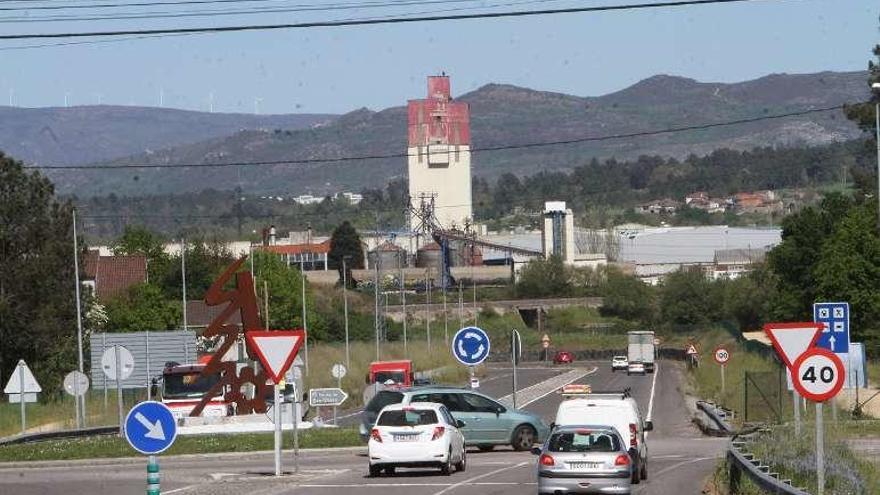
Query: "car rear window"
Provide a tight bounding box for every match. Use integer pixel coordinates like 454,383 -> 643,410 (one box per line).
377,409 -> 438,426
548,430 -> 620,453
366,391 -> 404,413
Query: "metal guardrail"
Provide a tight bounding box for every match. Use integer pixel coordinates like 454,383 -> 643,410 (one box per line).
0,426 -> 118,446
728,433 -> 811,495
696,400 -> 735,435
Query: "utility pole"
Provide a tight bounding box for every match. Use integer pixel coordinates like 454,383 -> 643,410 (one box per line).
374,217 -> 381,361
426,268 -> 431,352
458,280 -> 464,329
181,238 -> 188,332
301,260 -> 309,374
72,209 -> 86,427
399,251 -> 407,358
343,257 -> 350,369
874,82 -> 880,231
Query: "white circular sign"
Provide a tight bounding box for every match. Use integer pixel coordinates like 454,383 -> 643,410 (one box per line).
331,363 -> 347,379
63,371 -> 90,397
713,347 -> 731,365
101,345 -> 135,381
792,348 -> 845,402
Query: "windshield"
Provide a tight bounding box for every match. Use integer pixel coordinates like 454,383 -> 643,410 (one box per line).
377,409 -> 438,426
365,391 -> 404,413
548,430 -> 620,453
373,371 -> 406,384
163,371 -> 219,399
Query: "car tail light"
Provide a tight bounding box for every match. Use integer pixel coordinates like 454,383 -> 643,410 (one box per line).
614,454 -> 631,466
539,454 -> 555,466
431,426 -> 445,440
370,428 -> 383,443
629,423 -> 637,447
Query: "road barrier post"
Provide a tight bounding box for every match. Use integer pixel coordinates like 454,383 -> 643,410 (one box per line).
274,385 -> 282,476
116,346 -> 124,436
292,398 -> 300,474
146,456 -> 160,495
816,402 -> 825,495
721,363 -> 726,398
19,362 -> 25,435
793,390 -> 801,435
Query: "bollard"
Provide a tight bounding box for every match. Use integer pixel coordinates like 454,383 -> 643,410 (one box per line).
147,456 -> 160,495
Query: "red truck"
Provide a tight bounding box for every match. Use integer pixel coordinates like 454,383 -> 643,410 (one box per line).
366,360 -> 414,387
154,356 -> 232,419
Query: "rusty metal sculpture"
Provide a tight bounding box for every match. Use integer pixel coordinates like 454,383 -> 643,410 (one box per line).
190,256 -> 271,417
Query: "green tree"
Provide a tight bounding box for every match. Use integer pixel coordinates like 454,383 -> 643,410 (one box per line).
0,153 -> 79,395
328,221 -> 364,287
516,256 -> 571,298
843,42 -> 879,135
111,225 -> 171,283
252,252 -> 328,340
813,203 -> 880,346
720,266 -> 775,332
600,268 -> 656,322
158,238 -> 234,300
659,269 -> 719,327
104,283 -> 181,333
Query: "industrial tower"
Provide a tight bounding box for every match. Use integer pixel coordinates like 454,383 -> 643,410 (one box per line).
407,75 -> 473,235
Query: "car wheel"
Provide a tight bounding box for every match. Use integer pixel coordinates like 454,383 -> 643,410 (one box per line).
477,445 -> 494,452
369,465 -> 382,477
454,448 -> 467,472
440,449 -> 453,475
511,425 -> 536,451
385,466 -> 396,476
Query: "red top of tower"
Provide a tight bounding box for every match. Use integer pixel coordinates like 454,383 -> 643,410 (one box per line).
408,75 -> 470,147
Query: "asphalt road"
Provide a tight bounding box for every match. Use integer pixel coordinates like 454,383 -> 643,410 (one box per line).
0,361 -> 725,494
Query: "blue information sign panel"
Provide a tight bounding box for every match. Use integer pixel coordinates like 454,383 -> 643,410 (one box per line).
124,401 -> 178,455
813,302 -> 850,354
452,327 -> 491,366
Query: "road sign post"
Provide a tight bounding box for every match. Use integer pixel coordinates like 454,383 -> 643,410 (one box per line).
4,359 -> 42,435
245,329 -> 305,477
124,401 -> 177,495
101,345 -> 134,435
331,364 -> 347,425
63,371 -> 89,429
713,347 -> 731,397
511,329 -> 522,409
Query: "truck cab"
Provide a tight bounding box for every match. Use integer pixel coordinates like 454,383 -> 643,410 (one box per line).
155,361 -> 231,420
366,360 -> 414,387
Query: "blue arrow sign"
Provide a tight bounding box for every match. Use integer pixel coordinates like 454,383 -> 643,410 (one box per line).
124,401 -> 178,455
813,302 -> 850,354
451,326 -> 491,366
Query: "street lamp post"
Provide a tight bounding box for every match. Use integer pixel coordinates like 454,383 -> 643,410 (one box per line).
873,82 -> 880,228
342,256 -> 350,369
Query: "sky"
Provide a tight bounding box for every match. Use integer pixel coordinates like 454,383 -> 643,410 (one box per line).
0,0 -> 877,114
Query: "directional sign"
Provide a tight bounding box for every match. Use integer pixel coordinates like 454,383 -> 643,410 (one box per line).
63,371 -> 90,397
713,347 -> 731,365
124,401 -> 178,455
813,302 -> 850,354
309,388 -> 348,407
4,360 -> 41,394
452,326 -> 491,366
763,322 -> 824,369
245,330 -> 306,384
791,348 -> 845,403
101,345 -> 135,381
331,363 -> 347,379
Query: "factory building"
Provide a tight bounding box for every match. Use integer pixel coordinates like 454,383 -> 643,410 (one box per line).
407,75 -> 473,233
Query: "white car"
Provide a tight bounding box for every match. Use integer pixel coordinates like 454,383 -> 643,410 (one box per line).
368,402 -> 467,476
627,362 -> 646,376
612,356 -> 629,372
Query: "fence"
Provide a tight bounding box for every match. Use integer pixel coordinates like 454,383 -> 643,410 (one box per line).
744,369 -> 790,424
89,330 -> 198,390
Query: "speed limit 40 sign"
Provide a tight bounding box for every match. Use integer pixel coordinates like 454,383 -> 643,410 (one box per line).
713,347 -> 731,365
792,348 -> 845,402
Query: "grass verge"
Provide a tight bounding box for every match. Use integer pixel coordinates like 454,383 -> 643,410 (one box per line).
0,427 -> 361,462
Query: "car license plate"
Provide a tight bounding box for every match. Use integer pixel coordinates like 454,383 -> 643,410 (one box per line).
393,434 -> 419,442
568,462 -> 601,470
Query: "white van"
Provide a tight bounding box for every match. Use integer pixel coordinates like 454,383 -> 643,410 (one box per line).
553,390 -> 652,484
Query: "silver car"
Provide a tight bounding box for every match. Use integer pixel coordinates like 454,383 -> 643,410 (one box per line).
533,425 -> 633,494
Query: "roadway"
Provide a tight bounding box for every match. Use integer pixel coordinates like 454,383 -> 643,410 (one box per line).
0,361 -> 725,494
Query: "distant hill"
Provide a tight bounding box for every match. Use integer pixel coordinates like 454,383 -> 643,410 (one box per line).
32,70 -> 871,197
0,105 -> 335,166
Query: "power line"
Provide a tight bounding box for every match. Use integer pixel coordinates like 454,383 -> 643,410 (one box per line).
0,0 -> 787,40
24,104 -> 845,170
0,0 -> 416,12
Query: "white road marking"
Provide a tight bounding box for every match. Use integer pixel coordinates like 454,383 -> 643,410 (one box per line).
163,486 -> 197,494
295,482 -> 537,488
432,461 -> 528,495
633,456 -> 719,492
499,367 -> 598,408
336,409 -> 363,420
645,361 -> 659,440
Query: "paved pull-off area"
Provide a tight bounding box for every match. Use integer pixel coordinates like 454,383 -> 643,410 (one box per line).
0,361 -> 726,494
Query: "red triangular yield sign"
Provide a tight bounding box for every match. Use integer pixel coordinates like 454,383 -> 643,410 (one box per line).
245,329 -> 305,384
763,322 -> 823,369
